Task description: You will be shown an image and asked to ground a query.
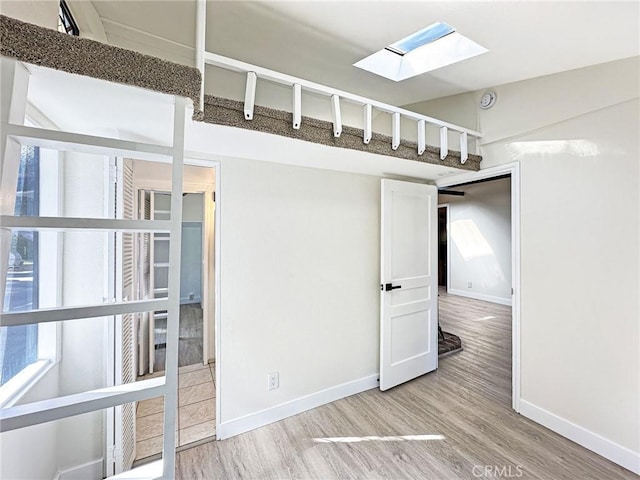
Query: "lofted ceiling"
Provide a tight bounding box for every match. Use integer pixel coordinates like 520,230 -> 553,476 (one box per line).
87,1 -> 640,106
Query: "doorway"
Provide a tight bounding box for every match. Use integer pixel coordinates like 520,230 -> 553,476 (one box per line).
435,164 -> 520,411
110,160 -> 218,466
146,192 -> 205,372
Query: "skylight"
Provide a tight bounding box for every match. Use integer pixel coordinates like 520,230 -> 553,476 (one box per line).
354,23 -> 487,82
386,22 -> 455,55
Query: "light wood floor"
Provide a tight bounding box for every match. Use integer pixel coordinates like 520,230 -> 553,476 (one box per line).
176,291 -> 636,479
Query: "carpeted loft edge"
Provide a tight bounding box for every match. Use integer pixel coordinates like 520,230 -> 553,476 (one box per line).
0,14 -> 481,170
204,96 -> 482,171
0,14 -> 203,119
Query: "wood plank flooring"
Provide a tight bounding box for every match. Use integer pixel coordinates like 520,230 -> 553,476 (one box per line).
176,291 -> 636,479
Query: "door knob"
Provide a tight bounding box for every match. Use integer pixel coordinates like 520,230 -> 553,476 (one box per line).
382,283 -> 402,291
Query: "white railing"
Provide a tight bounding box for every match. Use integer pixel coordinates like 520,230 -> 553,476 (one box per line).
196,2 -> 480,165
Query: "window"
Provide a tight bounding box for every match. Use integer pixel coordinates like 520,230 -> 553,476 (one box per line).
386,22 -> 456,56
1,146 -> 39,387
58,0 -> 79,36
0,143 -> 60,407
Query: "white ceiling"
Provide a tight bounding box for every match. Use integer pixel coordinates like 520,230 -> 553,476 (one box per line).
88,1 -> 640,106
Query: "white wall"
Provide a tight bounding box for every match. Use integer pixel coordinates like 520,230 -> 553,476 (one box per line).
182,193 -> 203,222
441,177 -> 511,305
422,57 -> 640,471
57,152 -> 108,475
218,157 -> 381,429
180,194 -> 204,303
0,0 -> 58,29
0,375 -> 59,480
180,222 -> 202,304
132,160 -> 215,192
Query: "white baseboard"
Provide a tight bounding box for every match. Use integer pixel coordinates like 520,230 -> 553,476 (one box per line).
520,400 -> 640,475
447,288 -> 512,306
218,374 -> 379,440
54,458 -> 103,480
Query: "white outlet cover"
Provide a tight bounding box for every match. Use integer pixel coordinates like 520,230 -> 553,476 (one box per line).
268,372 -> 279,390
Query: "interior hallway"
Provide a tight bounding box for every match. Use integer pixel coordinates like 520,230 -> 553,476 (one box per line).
174,292 -> 635,480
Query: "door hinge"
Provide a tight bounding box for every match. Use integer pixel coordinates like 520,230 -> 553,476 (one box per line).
109,164 -> 118,182
511,287 -> 514,295
106,445 -> 121,464
109,162 -> 123,183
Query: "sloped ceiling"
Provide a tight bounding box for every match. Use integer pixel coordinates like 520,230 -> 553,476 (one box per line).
89,1 -> 640,106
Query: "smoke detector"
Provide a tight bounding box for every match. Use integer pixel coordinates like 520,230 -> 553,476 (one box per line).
480,90 -> 497,109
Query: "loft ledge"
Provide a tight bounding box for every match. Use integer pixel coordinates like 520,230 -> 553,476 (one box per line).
0,14 -> 202,117
204,96 -> 481,170
0,15 -> 480,171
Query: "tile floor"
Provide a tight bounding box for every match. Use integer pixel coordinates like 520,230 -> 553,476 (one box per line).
135,362 -> 216,461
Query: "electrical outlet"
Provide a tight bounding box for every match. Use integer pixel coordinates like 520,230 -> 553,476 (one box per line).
189,292 -> 195,300
467,281 -> 473,288
267,372 -> 279,391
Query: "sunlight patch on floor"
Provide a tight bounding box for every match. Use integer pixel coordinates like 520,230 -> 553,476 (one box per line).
312,434 -> 445,443
472,315 -> 496,322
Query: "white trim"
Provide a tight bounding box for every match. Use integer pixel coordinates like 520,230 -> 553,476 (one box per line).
1,299 -> 169,327
447,288 -> 512,306
437,161 -> 521,413
6,123 -> 173,161
160,95 -> 188,478
0,376 -> 165,432
519,400 -> 640,475
0,216 -> 171,232
54,458 -> 103,480
212,162 -> 222,440
218,374 -> 379,440
195,0 -> 206,114
0,360 -> 52,407
200,194 -> 208,366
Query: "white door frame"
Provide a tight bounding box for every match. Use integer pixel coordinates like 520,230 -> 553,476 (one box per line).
182,157 -> 221,439
435,161 -> 521,413
212,161 -> 221,440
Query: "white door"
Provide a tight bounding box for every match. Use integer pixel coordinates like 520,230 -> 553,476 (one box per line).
380,179 -> 438,391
